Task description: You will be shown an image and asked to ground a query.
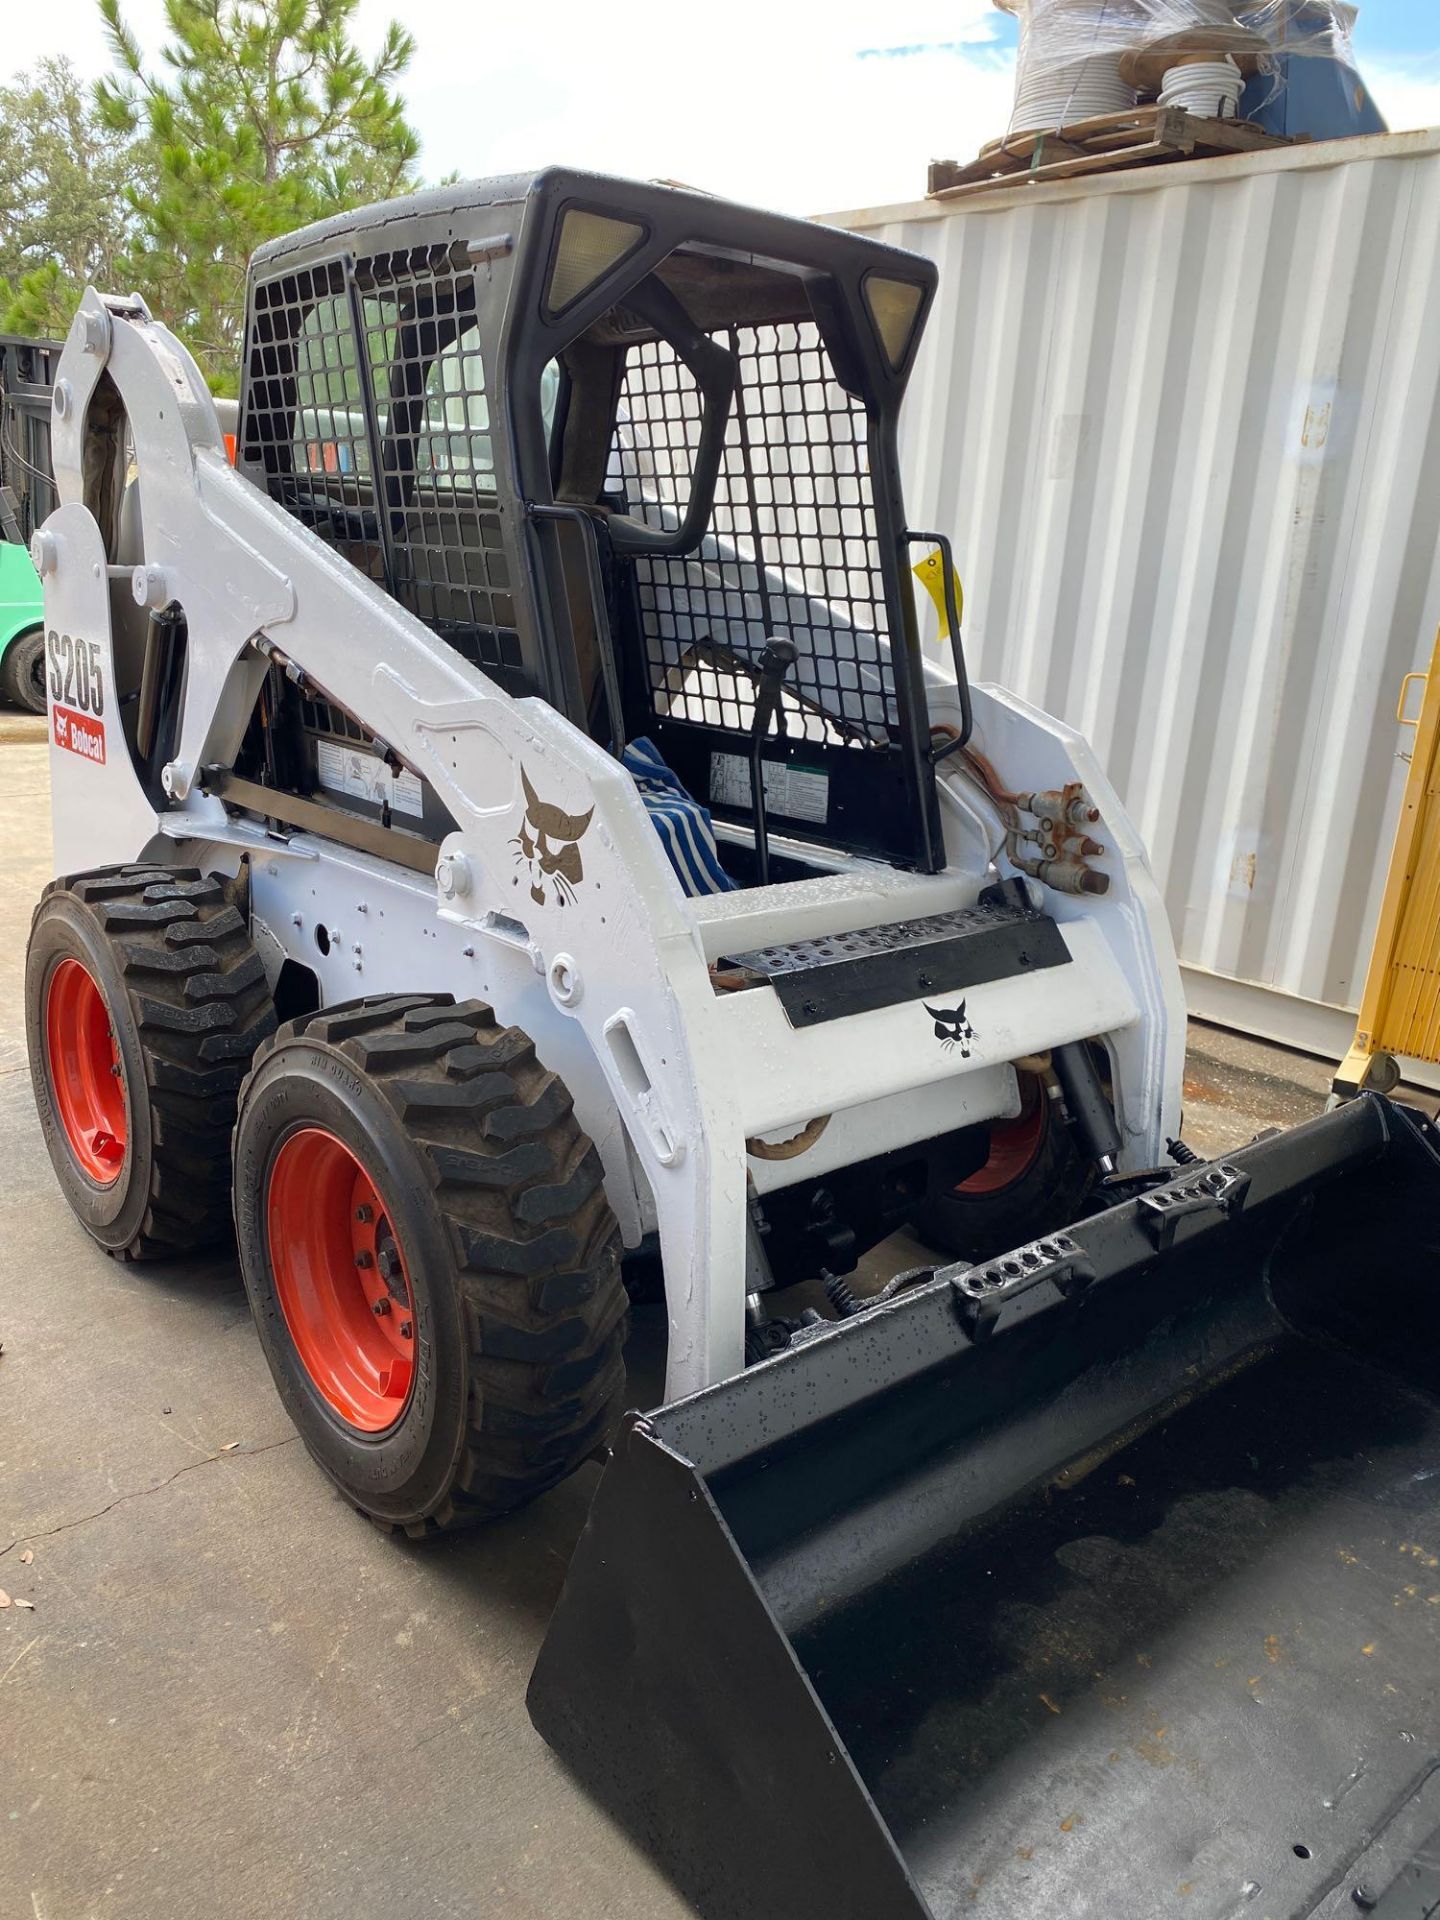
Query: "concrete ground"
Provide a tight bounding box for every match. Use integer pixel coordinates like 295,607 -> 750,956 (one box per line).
0,738 -> 687,1920
0,736 -> 1409,1920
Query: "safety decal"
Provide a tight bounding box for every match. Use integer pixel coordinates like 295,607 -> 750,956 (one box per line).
926,1000 -> 976,1058
512,767 -> 594,907
315,740 -> 424,819
52,704 -> 106,765
710,750 -> 829,826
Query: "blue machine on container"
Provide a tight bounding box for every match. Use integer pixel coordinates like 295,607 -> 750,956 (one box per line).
1238,0 -> 1386,139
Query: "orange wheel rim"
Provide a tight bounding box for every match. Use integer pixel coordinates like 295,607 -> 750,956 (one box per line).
266,1127 -> 417,1433
45,957 -> 127,1185
957,1075 -> 1047,1197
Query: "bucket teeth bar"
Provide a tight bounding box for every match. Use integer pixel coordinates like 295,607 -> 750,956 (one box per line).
530,1096 -> 1440,1920
1137,1158 -> 1250,1245
949,1230 -> 1093,1339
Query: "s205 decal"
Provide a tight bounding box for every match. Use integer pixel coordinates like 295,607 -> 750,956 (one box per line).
47,631 -> 106,717
48,631 -> 107,765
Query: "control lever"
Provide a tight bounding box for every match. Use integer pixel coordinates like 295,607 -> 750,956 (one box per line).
748,638 -> 797,887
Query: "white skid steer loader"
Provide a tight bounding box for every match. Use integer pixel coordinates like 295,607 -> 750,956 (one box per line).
26,173 -> 1440,1920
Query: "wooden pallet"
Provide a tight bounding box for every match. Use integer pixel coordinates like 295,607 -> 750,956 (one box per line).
927,106 -> 1298,203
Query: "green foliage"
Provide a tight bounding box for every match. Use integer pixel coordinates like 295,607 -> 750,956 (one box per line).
0,57 -> 154,342
110,0 -> 422,391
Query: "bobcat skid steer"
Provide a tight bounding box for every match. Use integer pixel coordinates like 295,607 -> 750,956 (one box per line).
25,173 -> 1440,1919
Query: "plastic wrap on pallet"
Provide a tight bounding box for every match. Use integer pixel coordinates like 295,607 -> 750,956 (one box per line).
994,0 -> 1362,135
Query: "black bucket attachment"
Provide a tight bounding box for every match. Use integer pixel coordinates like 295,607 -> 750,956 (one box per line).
529,1096 -> 1440,1919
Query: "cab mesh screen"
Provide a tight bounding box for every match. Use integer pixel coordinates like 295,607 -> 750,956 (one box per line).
240,251 -> 521,683
608,322 -> 897,746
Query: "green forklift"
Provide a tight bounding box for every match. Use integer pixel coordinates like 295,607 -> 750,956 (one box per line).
0,334 -> 60,713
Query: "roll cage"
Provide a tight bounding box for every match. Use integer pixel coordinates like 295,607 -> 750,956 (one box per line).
238,169 -> 951,873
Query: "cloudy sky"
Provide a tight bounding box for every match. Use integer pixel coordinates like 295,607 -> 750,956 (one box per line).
6,0 -> 1440,215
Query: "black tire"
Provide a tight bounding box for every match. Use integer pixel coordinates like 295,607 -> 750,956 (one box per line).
232,994 -> 629,1535
913,1072 -> 1094,1262
26,865 -> 278,1259
1,627 -> 47,714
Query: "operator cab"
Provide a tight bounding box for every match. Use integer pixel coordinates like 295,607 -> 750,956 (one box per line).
236,170 -> 951,887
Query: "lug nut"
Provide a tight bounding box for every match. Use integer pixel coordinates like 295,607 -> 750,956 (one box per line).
371,1298 -> 391,1316
354,1250 -> 373,1269
399,1320 -> 413,1339
355,1205 -> 373,1224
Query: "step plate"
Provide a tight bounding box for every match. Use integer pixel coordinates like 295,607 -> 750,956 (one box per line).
721,899 -> 1071,1028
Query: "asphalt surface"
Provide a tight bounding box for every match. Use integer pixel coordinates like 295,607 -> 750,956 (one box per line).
0,734 -> 1388,1920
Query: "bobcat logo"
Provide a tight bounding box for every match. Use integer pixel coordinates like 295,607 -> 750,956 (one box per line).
925,1000 -> 976,1058
512,767 -> 594,908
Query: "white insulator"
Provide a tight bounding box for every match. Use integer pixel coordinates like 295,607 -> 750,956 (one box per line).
1004,0 -> 1150,136
1157,56 -> 1246,119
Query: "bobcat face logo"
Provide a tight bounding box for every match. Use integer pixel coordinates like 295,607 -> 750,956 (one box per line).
512,767 -> 594,907
926,1000 -> 976,1058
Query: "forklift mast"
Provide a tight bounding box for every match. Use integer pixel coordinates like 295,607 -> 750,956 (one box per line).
0,334 -> 61,546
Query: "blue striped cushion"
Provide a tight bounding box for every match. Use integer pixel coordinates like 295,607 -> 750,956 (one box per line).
623,737 -> 737,896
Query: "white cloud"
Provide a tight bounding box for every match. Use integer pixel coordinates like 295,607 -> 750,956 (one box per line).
1364,56 -> 1440,137
394,0 -> 1018,214
11,1 -> 1437,223
4,1 -> 167,84
2,0 -> 1019,215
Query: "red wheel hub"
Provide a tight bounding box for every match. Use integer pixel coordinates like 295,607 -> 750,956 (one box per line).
957,1075 -> 1047,1197
266,1128 -> 417,1433
45,957 -> 127,1184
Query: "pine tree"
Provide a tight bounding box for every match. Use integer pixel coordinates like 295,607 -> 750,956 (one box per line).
95,0 -> 420,390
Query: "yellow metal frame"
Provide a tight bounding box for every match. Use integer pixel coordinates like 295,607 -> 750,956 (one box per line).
1336,625 -> 1440,1094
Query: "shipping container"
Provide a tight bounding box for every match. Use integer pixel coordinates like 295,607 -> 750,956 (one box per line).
828,129 -> 1440,1079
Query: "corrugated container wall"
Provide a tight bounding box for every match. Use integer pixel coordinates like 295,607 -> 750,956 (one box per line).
830,130 -> 1440,1067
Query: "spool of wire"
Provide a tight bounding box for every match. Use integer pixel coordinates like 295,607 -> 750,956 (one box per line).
1157,54 -> 1246,119
1010,49 -> 1137,134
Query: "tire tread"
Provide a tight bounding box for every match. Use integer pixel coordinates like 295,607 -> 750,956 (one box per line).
244,993 -> 628,1532
35,865 -> 276,1258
